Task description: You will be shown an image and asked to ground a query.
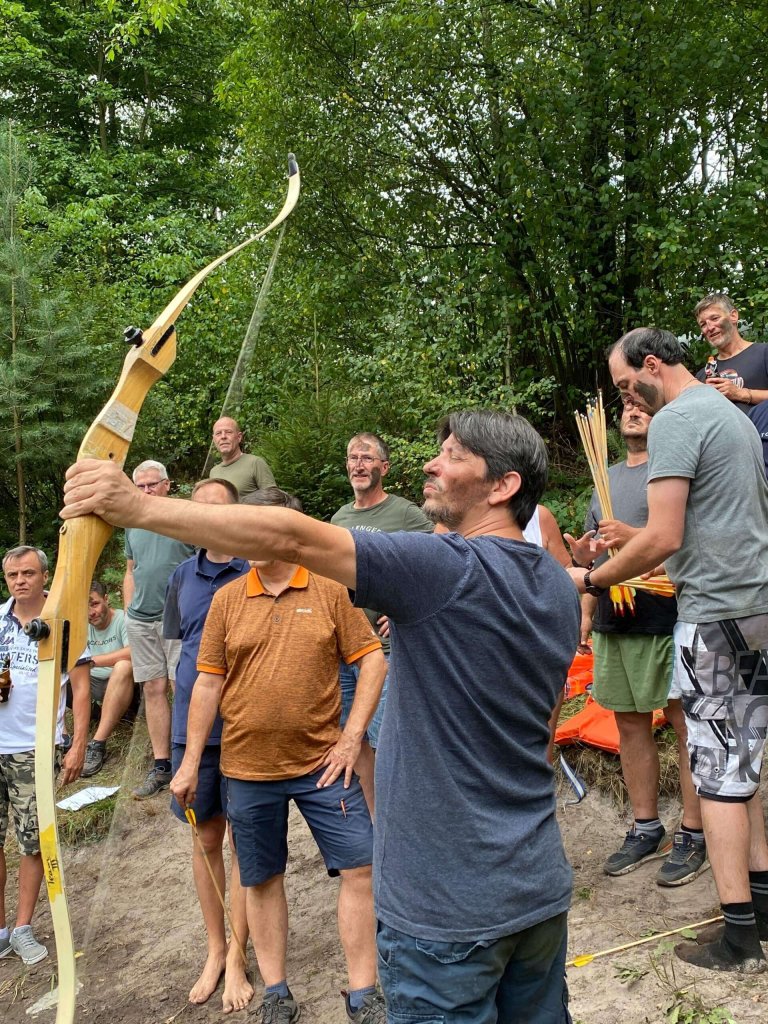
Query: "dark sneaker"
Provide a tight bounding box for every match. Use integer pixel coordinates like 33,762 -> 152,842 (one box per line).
132,766 -> 172,800
675,936 -> 767,973
603,827 -> 670,876
10,926 -> 48,965
259,991 -> 301,1023
0,933 -> 12,958
656,831 -> 709,887
344,989 -> 386,1023
81,740 -> 107,778
694,915 -> 768,944
59,733 -> 73,754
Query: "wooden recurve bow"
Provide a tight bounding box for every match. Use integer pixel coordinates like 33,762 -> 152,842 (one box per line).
25,154 -> 300,1024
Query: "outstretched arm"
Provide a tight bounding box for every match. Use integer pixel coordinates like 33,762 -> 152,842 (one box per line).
63,460 -> 358,589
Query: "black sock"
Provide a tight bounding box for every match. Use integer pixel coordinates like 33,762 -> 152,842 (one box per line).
749,871 -> 768,919
681,824 -> 705,844
154,758 -> 171,773
722,902 -> 762,956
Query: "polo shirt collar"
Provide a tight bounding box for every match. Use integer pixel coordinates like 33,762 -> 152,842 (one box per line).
195,549 -> 248,579
246,565 -> 309,596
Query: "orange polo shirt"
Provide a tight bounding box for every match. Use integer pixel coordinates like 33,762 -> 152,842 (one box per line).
197,566 -> 381,780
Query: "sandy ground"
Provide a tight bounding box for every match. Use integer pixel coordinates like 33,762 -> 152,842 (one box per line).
2,769 -> 768,1023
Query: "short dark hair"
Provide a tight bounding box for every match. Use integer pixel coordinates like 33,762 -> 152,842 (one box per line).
694,292 -> 736,319
191,478 -> 239,503
241,486 -> 304,513
436,410 -> 547,528
89,580 -> 107,597
347,433 -> 390,461
608,327 -> 684,368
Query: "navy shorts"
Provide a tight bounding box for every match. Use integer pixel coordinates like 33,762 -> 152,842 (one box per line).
226,768 -> 373,887
170,743 -> 226,824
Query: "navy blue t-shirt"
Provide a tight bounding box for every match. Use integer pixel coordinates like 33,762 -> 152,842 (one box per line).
163,551 -> 249,745
353,530 -> 580,942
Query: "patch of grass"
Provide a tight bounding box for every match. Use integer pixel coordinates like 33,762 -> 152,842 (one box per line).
575,885 -> 594,901
57,716 -> 152,846
613,961 -> 648,985
664,996 -> 738,1024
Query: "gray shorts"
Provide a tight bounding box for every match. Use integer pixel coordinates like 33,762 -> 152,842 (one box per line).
126,618 -> 180,684
673,616 -> 768,802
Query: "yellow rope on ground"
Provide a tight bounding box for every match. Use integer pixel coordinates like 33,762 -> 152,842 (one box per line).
566,915 -> 723,967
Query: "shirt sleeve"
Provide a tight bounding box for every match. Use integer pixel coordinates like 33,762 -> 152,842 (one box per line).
117,613 -> 129,647
402,502 -> 435,533
584,488 -> 600,532
124,530 -> 133,560
163,569 -> 182,640
196,591 -> 228,676
255,457 -> 276,489
334,590 -> 382,664
647,408 -> 701,482
353,531 -> 468,624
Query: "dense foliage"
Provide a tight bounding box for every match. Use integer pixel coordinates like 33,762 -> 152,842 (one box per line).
1,0 -> 767,551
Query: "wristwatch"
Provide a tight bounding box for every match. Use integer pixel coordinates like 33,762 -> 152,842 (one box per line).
584,570 -> 605,597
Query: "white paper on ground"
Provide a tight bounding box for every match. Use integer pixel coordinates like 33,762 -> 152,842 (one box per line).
56,785 -> 119,811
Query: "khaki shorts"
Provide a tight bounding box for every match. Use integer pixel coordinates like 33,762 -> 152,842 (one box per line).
592,632 -> 673,713
0,750 -> 41,855
126,618 -> 180,684
673,617 -> 768,802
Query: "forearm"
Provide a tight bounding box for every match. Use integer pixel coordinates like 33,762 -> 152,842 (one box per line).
343,651 -> 387,740
589,528 -> 678,589
92,647 -> 131,669
69,665 -> 91,752
742,387 -> 768,405
183,674 -> 223,763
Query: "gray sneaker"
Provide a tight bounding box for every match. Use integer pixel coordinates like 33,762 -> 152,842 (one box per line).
345,989 -> 386,1023
10,925 -> 48,965
603,827 -> 671,876
132,766 -> 172,800
81,740 -> 107,778
0,933 -> 12,958
259,991 -> 301,1023
657,831 -> 709,887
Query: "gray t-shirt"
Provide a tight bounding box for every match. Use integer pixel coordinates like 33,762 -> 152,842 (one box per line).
88,608 -> 129,683
331,493 -> 433,654
696,343 -> 768,413
124,530 -> 196,622
647,385 -> 768,622
353,530 -> 579,942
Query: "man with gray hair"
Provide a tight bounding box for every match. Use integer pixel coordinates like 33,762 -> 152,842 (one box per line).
63,409 -> 580,1022
331,432 -> 433,813
694,292 -> 768,412
125,461 -> 194,798
569,326 -> 768,974
0,546 -> 90,964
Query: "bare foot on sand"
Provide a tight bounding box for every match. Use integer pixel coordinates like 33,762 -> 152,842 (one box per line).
188,951 -> 226,1004
222,963 -> 254,1014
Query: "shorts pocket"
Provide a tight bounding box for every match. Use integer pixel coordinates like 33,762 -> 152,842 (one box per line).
387,1014 -> 444,1024
414,938 -> 491,964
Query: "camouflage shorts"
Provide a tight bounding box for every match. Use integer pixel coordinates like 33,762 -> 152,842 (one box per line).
0,749 -> 41,856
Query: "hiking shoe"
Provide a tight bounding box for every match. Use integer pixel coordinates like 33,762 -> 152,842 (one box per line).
656,831 -> 709,887
259,991 -> 301,1023
10,926 -> 48,965
344,989 -> 386,1023
59,733 -> 73,754
81,740 -> 107,778
132,766 -> 172,799
675,936 -> 767,973
603,827 -> 670,876
0,933 -> 11,958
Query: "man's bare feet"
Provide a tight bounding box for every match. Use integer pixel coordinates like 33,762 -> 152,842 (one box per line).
188,951 -> 226,1004
222,961 -> 254,1014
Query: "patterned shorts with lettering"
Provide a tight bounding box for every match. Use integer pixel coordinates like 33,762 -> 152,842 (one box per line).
673,616 -> 768,802
0,750 -> 40,855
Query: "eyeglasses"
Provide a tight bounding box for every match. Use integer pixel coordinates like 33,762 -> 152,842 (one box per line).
346,455 -> 380,466
136,479 -> 167,491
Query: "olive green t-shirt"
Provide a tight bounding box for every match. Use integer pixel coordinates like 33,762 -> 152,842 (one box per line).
209,453 -> 276,498
331,493 -> 433,652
